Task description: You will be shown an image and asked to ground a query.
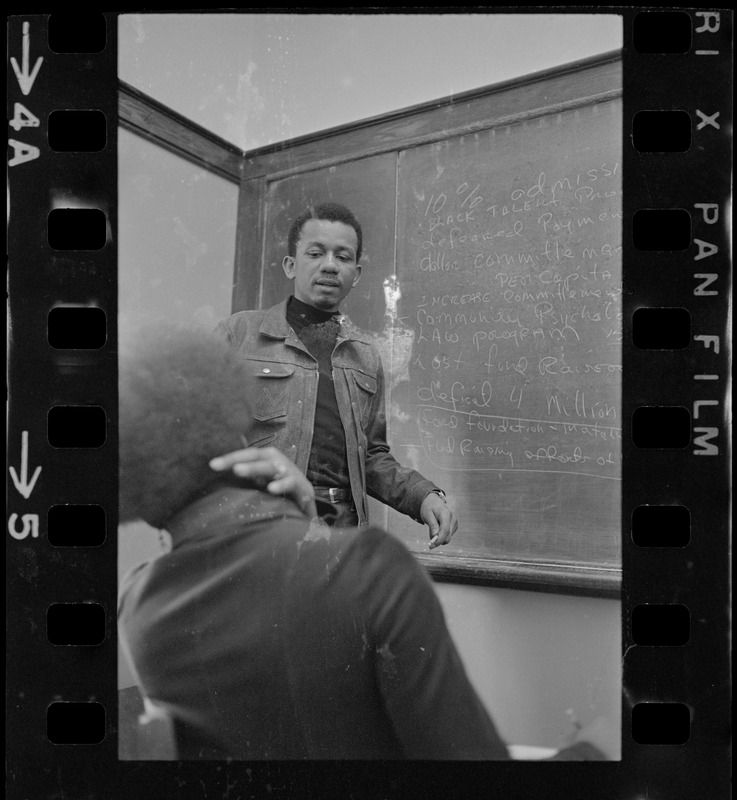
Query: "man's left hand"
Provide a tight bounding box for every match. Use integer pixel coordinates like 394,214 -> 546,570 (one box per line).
420,493 -> 458,549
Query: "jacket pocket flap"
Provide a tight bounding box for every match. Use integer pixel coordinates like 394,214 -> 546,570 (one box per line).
353,372 -> 377,394
252,362 -> 295,378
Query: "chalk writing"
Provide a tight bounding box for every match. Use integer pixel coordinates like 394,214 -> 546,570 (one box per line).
396,124 -> 621,485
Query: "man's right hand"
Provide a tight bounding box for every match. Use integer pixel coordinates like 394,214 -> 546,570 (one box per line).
209,446 -> 317,520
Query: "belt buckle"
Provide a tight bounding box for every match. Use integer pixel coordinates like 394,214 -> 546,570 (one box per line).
328,488 -> 341,503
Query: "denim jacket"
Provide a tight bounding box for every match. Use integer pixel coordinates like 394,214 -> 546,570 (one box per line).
215,300 -> 439,526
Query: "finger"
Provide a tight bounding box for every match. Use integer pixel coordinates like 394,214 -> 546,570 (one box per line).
209,447 -> 264,471
264,467 -> 311,495
232,461 -> 279,480
437,508 -> 460,546
265,474 -> 296,494
265,476 -> 316,517
230,450 -> 287,480
301,499 -> 318,519
434,508 -> 453,546
426,511 -> 441,548
271,461 -> 288,480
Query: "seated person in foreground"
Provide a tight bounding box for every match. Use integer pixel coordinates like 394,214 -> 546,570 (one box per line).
118,323 -> 611,760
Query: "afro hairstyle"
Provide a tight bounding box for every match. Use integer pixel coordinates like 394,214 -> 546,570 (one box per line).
119,323 -> 256,528
286,202 -> 363,263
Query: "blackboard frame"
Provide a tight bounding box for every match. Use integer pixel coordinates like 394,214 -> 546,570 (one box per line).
418,553 -> 621,598
234,50 -> 623,598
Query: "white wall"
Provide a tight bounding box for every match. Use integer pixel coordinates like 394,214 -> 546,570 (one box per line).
118,129 -> 238,334
437,583 -> 620,751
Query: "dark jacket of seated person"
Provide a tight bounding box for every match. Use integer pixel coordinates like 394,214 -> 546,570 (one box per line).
117,324 -> 603,760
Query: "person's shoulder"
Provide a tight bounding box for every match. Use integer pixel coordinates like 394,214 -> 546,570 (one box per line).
326,526 -> 436,619
337,524 -> 425,577
216,304 -> 279,344
220,307 -> 268,329
294,519 -> 420,574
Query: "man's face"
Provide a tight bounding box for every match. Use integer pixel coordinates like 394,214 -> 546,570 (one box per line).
283,219 -> 362,312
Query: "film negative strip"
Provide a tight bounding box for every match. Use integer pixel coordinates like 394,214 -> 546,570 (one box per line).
6,10 -> 732,800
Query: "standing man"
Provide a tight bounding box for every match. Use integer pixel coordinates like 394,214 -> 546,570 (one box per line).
215,202 -> 457,545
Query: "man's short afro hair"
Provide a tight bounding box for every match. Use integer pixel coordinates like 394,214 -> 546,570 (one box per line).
119,324 -> 256,529
287,202 -> 363,262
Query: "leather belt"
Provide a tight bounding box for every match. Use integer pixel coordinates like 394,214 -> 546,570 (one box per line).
313,486 -> 352,503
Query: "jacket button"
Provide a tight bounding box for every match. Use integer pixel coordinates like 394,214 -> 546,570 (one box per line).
262,368 -> 271,374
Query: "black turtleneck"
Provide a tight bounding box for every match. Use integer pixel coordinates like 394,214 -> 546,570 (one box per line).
286,296 -> 350,489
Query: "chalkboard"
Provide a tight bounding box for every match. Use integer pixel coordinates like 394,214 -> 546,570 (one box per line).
386,99 -> 622,589
234,52 -> 622,595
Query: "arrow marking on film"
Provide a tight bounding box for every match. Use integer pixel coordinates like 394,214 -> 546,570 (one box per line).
10,21 -> 44,96
9,431 -> 42,499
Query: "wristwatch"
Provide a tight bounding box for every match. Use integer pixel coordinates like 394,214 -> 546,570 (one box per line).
429,490 -> 447,503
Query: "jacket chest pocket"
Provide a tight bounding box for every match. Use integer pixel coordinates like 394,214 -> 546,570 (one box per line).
350,370 -> 377,429
251,362 -> 294,428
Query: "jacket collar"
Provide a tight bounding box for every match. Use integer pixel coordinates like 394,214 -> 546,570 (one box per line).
166,485 -> 306,548
260,299 -> 374,346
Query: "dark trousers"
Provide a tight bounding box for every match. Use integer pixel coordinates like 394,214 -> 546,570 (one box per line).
320,500 -> 359,528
